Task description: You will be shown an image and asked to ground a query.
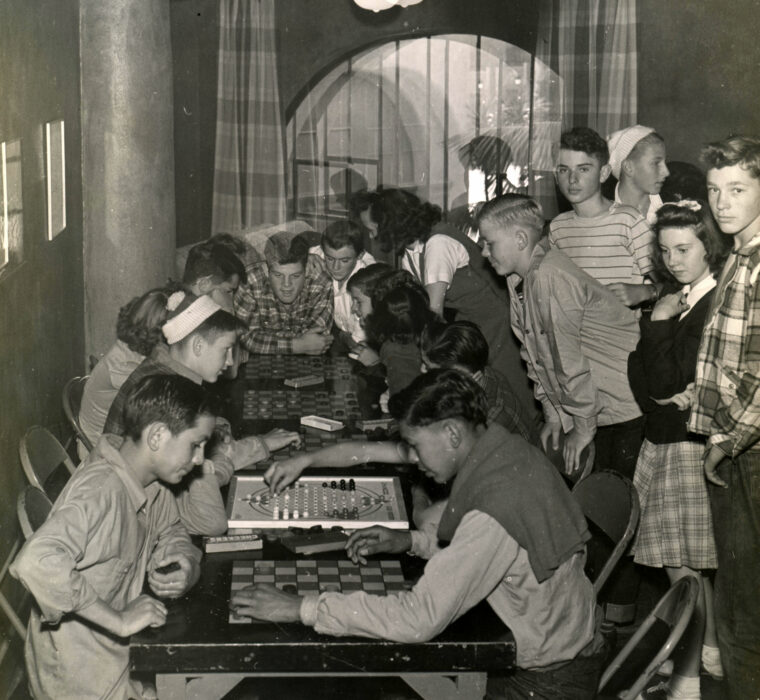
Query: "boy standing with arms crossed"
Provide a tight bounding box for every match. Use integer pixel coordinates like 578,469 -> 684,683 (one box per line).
689,136 -> 760,699
12,375 -> 207,699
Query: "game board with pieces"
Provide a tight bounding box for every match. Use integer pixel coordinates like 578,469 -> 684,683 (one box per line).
229,558 -> 412,623
243,389 -> 362,422
245,355 -> 355,382
227,475 -> 409,530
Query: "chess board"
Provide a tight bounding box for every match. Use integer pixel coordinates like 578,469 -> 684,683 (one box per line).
245,355 -> 354,382
227,475 -> 409,530
229,558 -> 412,623
243,389 -> 361,422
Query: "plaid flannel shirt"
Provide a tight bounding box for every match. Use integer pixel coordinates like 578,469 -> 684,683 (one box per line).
688,234 -> 760,456
235,262 -> 333,354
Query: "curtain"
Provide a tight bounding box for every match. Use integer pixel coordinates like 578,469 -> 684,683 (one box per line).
212,0 -> 285,234
536,0 -> 638,136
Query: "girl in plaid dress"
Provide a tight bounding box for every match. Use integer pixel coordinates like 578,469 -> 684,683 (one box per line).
628,201 -> 730,698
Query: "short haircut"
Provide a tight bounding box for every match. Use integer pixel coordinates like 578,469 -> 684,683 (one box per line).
560,126 -> 610,165
660,161 -> 708,203
207,232 -> 247,257
388,368 -> 489,429
116,282 -> 184,356
365,279 -> 436,346
476,193 -> 545,233
322,220 -> 364,255
264,231 -> 311,267
701,135 -> 760,180
183,241 -> 246,286
166,291 -> 245,346
420,320 -> 489,373
653,200 -> 730,278
345,262 -> 393,296
121,374 -> 215,442
627,132 -> 665,161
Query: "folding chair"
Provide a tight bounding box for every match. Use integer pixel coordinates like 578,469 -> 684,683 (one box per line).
19,426 -> 77,502
572,470 -> 640,596
17,485 -> 53,540
598,575 -> 699,700
62,375 -> 93,453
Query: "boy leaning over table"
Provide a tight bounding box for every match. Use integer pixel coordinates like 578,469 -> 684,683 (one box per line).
12,375 -> 208,700
231,369 -> 606,699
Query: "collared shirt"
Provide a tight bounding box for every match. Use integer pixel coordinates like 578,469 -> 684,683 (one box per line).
79,340 -> 144,452
300,510 -> 597,670
401,234 -> 469,287
614,182 -> 663,226
235,261 -> 333,354
309,246 -> 375,343
549,202 -> 655,286
11,436 -> 200,700
688,234 -> 760,456
680,274 -> 717,321
508,239 -> 642,436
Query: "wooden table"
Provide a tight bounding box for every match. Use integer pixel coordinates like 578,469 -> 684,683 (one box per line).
130,544 -> 515,700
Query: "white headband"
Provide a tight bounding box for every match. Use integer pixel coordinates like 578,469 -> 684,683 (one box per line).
607,125 -> 656,179
162,294 -> 222,344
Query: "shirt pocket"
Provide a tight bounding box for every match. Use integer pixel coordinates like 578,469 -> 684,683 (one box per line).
85,555 -> 135,605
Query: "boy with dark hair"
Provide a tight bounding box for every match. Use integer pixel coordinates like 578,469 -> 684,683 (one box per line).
12,375 -> 205,700
309,220 -> 376,350
235,231 -> 334,355
689,135 -> 760,699
183,240 -> 246,312
551,126 -> 658,309
235,369 -> 604,699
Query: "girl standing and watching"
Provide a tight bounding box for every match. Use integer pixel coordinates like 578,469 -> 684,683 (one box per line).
628,200 -> 729,698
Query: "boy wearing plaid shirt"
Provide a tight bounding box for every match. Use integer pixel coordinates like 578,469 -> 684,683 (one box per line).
235,231 -> 334,355
688,136 -> 760,699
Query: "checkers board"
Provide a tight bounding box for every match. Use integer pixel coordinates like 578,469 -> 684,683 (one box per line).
245,355 -> 354,382
227,474 -> 409,530
229,558 -> 412,623
243,389 -> 362,421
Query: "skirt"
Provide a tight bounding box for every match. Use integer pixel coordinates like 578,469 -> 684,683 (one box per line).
631,438 -> 717,569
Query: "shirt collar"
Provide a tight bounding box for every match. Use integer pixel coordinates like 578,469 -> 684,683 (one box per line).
91,434 -> 149,513
152,343 -> 204,385
736,233 -> 760,255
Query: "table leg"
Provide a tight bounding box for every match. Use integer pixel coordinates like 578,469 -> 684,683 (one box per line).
400,672 -> 487,700
155,673 -> 245,700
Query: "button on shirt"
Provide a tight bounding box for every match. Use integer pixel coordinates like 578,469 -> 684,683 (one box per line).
508,239 -> 642,436
11,436 -> 200,700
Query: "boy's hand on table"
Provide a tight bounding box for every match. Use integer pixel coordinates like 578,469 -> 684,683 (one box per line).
265,455 -> 310,494
262,428 -> 302,453
148,554 -> 200,599
293,331 -> 333,355
119,594 -> 167,636
230,584 -> 302,622
346,526 -> 412,565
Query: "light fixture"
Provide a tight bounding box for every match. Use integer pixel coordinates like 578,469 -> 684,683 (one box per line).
353,0 -> 423,12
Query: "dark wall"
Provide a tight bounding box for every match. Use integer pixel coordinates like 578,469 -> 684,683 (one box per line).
170,0 -> 539,246
638,0 -> 760,166
0,0 -> 84,681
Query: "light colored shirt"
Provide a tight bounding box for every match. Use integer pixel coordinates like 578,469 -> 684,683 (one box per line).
614,182 -> 663,226
508,239 -> 642,437
309,246 -> 375,343
11,436 -> 201,700
300,510 -> 596,669
401,234 -> 469,288
79,340 -> 144,453
680,275 -> 717,321
549,202 -> 655,286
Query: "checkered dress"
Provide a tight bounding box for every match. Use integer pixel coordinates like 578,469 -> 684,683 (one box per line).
632,438 -> 717,569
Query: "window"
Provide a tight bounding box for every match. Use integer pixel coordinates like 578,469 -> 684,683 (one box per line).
0,138 -> 24,273
287,34 -> 561,231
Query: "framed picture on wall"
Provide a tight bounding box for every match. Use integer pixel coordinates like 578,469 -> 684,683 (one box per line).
44,119 -> 66,240
0,138 -> 24,272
